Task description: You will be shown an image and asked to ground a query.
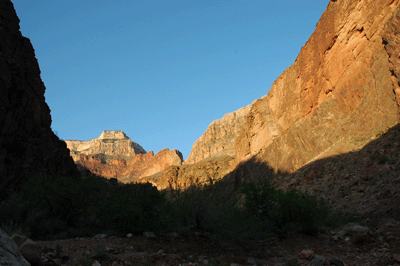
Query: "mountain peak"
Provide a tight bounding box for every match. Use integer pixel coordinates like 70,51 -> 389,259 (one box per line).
65,131 -> 146,160
99,130 -> 129,140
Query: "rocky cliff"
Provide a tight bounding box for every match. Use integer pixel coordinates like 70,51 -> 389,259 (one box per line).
231,0 -> 400,173
142,155 -> 234,190
65,130 -> 146,160
175,0 -> 400,192
0,0 -> 78,198
185,105 -> 251,165
67,131 -> 183,182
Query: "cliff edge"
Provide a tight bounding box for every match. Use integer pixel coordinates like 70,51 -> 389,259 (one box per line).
0,0 -> 78,198
233,0 -> 400,172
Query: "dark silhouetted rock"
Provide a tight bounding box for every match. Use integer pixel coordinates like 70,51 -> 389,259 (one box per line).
0,0 -> 78,198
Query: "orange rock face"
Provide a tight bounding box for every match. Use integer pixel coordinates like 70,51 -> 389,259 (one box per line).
234,0 -> 400,172
184,105 -> 251,165
144,155 -> 234,190
73,145 -> 183,182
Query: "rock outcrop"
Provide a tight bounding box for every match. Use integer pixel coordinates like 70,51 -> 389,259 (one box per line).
0,229 -> 30,266
0,0 -> 78,198
232,0 -> 400,173
65,130 -> 146,161
142,155 -> 234,190
67,131 -> 183,182
76,148 -> 183,182
185,105 -> 251,165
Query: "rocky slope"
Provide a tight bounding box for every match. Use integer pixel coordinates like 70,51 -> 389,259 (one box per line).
232,0 -> 400,172
224,122 -> 400,223
184,105 -> 251,165
142,155 -> 234,190
66,131 -> 183,182
0,0 -> 78,198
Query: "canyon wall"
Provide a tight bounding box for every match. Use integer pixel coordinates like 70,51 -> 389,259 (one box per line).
0,0 -> 78,197
142,155 -> 234,190
177,0 -> 400,192
65,130 -> 146,160
231,0 -> 400,173
67,131 -> 183,182
184,105 -> 251,165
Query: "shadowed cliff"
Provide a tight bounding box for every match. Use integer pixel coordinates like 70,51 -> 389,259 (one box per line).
0,0 -> 78,198
224,123 -> 400,224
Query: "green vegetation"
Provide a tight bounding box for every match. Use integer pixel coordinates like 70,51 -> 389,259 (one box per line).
286,258 -> 300,266
74,257 -> 93,266
0,172 -> 351,241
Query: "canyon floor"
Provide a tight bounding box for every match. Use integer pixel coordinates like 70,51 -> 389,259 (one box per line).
37,221 -> 400,266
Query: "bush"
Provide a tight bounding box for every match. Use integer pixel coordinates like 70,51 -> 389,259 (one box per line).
0,172 -> 166,239
160,182 -> 243,240
93,182 -> 164,234
241,181 -> 330,238
0,171 -> 336,242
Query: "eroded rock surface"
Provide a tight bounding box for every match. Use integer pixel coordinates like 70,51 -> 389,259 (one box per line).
67,131 -> 183,182
0,0 -> 78,198
185,105 -> 251,165
65,130 -> 146,160
143,156 -> 233,190
76,148 -> 183,182
233,0 -> 400,172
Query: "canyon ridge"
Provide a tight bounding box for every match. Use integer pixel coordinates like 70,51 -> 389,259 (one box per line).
2,0 -> 400,265
65,131 -> 183,183
67,0 -> 400,197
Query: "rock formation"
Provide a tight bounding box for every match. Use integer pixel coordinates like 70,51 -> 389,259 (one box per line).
76,148 -> 183,182
65,130 -> 146,161
231,0 -> 400,172
185,105 -> 251,165
176,0 -> 400,193
0,0 -> 78,198
67,131 -> 183,182
143,155 -> 234,190
0,229 -> 30,266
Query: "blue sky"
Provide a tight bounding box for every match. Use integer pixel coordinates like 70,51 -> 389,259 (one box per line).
12,0 -> 328,160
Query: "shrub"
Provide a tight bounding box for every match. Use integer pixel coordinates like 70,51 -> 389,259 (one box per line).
92,182 -> 165,234
74,257 -> 92,266
241,181 -> 330,238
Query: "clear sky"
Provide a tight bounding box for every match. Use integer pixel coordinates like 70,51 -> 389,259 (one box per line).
12,0 -> 328,160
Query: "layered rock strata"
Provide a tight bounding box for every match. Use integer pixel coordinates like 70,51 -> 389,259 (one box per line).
185,105 -> 251,165
142,155 -> 234,190
232,0 -> 400,172
76,148 -> 183,182
65,130 -> 146,161
0,0 -> 78,198
67,131 -> 183,182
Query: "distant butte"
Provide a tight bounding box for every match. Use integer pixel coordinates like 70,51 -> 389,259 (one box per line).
65,131 -> 183,182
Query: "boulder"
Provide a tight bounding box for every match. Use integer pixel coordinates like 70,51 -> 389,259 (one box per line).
0,229 -> 30,266
19,239 -> 41,266
298,249 -> 315,260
